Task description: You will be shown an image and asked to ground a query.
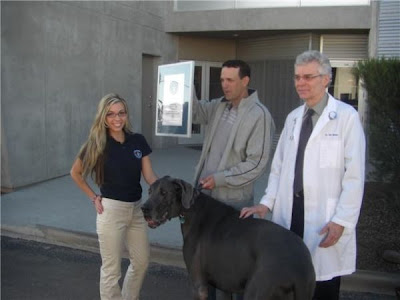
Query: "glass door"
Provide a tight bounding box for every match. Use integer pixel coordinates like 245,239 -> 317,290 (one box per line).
178,61 -> 223,145
328,61 -> 366,126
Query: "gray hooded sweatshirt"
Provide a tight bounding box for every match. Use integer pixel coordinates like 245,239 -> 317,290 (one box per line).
193,89 -> 275,209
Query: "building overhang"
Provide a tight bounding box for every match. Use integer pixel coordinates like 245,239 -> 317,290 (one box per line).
171,29 -> 370,40
166,5 -> 372,39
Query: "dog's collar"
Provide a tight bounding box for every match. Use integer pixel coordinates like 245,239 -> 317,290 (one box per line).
179,184 -> 202,225
179,214 -> 185,224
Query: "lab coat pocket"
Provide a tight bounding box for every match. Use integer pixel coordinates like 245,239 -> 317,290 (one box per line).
320,139 -> 341,169
326,198 -> 337,223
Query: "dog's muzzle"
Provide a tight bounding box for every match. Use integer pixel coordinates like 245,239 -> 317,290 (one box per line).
141,206 -> 168,229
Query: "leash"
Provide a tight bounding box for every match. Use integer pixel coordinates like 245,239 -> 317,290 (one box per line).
195,183 -> 203,193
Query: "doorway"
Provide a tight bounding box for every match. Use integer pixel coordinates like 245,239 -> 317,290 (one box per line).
141,55 -> 157,147
328,60 -> 366,125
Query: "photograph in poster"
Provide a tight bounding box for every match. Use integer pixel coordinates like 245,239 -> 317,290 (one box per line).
156,61 -> 194,137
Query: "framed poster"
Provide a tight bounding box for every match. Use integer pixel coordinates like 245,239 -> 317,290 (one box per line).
156,61 -> 195,137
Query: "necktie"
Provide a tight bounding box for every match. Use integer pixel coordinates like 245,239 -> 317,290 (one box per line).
293,109 -> 314,194
291,108 -> 314,238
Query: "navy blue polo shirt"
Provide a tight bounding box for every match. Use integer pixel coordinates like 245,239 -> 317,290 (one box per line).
101,132 -> 151,202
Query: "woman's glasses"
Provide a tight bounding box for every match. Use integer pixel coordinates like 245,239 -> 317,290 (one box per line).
106,111 -> 127,119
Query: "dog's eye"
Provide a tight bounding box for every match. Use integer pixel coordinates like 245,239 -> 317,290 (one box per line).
161,190 -> 167,196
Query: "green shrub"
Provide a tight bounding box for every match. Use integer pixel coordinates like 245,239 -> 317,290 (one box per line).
353,57 -> 400,184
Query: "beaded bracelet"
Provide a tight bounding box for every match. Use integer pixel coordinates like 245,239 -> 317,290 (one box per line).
91,195 -> 98,203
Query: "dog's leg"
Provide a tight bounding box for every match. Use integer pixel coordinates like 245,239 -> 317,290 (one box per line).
192,283 -> 208,300
243,269 -> 295,300
187,253 -> 209,300
217,289 -> 233,300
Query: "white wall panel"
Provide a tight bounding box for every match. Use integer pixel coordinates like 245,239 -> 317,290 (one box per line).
377,1 -> 400,57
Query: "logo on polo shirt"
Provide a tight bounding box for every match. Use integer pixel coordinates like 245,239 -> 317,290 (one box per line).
133,150 -> 142,159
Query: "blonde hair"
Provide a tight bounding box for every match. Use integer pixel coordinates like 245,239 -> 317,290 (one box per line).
78,93 -> 133,185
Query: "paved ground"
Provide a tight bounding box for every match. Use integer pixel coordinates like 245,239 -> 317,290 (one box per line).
1,236 -> 192,300
2,237 -> 397,300
1,147 -> 269,250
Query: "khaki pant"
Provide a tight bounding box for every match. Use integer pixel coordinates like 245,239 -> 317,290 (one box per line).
96,198 -> 149,300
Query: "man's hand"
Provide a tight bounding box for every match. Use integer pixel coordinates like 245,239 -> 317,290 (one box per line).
199,175 -> 216,190
319,222 -> 344,248
240,204 -> 270,219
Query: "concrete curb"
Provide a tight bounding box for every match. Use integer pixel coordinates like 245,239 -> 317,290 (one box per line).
2,224 -> 399,296
1,224 -> 186,268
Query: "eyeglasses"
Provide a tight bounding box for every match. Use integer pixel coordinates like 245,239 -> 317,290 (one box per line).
106,111 -> 127,119
294,74 -> 323,82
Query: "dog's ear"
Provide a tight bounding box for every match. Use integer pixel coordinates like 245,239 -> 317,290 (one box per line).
172,179 -> 199,209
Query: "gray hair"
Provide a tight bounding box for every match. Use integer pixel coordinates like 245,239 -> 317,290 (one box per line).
295,50 -> 332,83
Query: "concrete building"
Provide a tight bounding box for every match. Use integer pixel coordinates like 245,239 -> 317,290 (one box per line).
1,0 -> 399,190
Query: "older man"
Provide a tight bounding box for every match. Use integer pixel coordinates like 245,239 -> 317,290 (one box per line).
240,50 -> 365,300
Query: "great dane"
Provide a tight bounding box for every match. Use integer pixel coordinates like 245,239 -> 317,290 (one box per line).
141,176 -> 315,300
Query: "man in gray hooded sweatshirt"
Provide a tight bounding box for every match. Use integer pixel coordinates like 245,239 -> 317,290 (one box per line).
192,59 -> 275,300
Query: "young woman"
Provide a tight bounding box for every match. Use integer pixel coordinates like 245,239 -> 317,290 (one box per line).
71,93 -> 157,300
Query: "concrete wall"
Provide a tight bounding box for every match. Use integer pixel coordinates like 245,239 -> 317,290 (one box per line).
1,1 -> 177,189
166,5 -> 371,33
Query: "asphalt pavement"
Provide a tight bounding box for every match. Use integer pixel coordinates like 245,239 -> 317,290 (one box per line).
2,237 -> 397,300
1,146 -> 400,298
1,236 -> 192,300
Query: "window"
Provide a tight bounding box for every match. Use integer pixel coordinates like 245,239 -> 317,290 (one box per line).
329,65 -> 359,110
175,0 -> 370,11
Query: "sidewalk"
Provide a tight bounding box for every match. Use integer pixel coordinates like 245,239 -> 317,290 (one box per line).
1,147 -> 399,296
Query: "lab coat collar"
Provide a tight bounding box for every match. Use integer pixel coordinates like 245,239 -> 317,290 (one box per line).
309,94 -> 338,142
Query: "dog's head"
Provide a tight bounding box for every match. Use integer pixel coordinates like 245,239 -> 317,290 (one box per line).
141,176 -> 199,228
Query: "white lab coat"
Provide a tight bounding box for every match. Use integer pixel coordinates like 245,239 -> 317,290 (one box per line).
260,94 -> 365,281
